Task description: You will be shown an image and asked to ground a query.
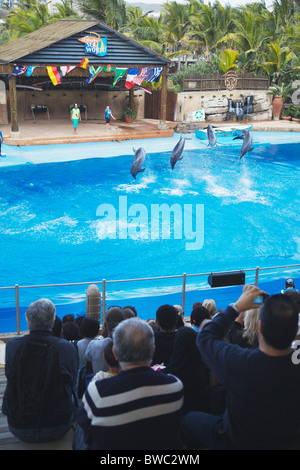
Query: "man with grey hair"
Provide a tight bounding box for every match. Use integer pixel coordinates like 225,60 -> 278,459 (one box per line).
74,317 -> 184,450
2,298 -> 78,443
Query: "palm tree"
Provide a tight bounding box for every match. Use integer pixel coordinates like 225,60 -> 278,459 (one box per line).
3,0 -> 52,39
162,1 -> 193,67
76,0 -> 127,30
125,13 -> 167,55
218,49 -> 239,74
228,6 -> 270,73
258,39 -> 298,85
188,1 -> 235,55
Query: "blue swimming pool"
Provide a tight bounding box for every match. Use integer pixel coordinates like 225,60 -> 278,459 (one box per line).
0,131 -> 299,332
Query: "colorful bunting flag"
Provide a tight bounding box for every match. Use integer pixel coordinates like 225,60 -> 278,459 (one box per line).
147,67 -> 163,82
60,66 -> 76,76
133,67 -> 152,86
125,68 -> 140,89
103,64 -> 115,73
85,66 -> 102,83
78,57 -> 89,69
47,66 -> 63,86
26,66 -> 36,77
8,65 -> 27,79
111,68 -> 127,88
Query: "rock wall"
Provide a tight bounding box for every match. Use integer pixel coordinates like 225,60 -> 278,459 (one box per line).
175,89 -> 272,123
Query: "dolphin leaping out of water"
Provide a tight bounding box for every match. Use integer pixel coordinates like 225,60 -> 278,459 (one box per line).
170,136 -> 185,170
130,147 -> 146,179
207,124 -> 217,149
233,129 -> 254,160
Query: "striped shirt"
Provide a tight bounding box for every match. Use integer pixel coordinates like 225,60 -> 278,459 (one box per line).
77,366 -> 184,450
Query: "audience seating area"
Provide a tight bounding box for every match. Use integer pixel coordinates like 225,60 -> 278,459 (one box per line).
0,282 -> 299,451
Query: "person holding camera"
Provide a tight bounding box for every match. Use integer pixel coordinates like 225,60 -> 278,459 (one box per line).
181,285 -> 300,450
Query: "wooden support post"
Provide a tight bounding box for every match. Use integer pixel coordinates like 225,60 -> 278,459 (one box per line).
159,67 -> 168,130
129,87 -> 134,109
9,75 -> 19,133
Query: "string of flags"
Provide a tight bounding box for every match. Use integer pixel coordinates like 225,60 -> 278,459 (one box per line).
8,60 -> 163,92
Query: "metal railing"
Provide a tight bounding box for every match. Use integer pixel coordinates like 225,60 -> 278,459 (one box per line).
0,263 -> 299,335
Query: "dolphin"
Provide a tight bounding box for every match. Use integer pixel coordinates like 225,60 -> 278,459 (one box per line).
207,124 -> 217,149
130,147 -> 146,179
170,136 -> 185,170
233,129 -> 254,160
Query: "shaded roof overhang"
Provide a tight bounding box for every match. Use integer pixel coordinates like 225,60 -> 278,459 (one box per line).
0,19 -> 170,68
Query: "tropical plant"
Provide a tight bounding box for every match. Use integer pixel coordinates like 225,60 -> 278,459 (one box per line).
218,49 -> 239,74
122,106 -> 137,121
188,1 -> 235,55
76,0 -> 127,30
258,39 -> 298,85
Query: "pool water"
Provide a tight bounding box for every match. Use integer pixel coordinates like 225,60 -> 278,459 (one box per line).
0,132 -> 299,331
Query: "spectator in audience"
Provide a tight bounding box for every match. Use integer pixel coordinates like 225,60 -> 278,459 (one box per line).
2,298 -> 78,443
124,305 -> 138,317
123,307 -> 136,319
174,304 -> 189,328
84,307 -> 124,374
74,318 -> 184,450
146,318 -> 158,331
167,326 -> 210,414
193,302 -> 202,309
77,316 -> 100,368
181,285 -> 300,450
190,305 -> 211,332
92,338 -> 120,381
152,304 -> 178,366
225,308 -> 259,349
62,321 -> 82,342
62,313 -> 75,324
281,278 -> 298,294
284,290 -> 300,312
202,299 -> 217,317
52,315 -> 62,338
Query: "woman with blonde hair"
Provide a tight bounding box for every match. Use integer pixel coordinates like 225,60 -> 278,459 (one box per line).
225,308 -> 259,349
202,299 -> 217,318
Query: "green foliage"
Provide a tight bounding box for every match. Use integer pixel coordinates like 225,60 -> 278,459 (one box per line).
122,106 -> 137,120
1,0 -> 299,91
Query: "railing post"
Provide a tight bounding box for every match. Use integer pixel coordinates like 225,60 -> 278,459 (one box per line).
255,266 -> 260,286
102,279 -> 106,326
15,284 -> 21,335
181,273 -> 186,313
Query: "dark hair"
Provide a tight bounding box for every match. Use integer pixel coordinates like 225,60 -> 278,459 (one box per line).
105,307 -> 124,336
62,321 -> 82,341
190,306 -> 210,327
123,308 -> 136,319
80,316 -> 100,338
124,306 -> 137,316
156,304 -> 178,331
283,290 -> 300,313
103,339 -> 119,368
62,314 -> 75,324
260,294 -> 298,350
52,315 -> 62,338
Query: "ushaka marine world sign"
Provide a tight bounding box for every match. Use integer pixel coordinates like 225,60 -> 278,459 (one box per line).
78,33 -> 107,57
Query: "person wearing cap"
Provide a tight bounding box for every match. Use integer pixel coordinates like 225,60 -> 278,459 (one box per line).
281,278 -> 298,294
83,307 -> 124,374
71,103 -> 81,134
